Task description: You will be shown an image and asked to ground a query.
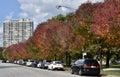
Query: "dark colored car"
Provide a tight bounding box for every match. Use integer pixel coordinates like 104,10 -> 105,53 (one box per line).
71,59 -> 100,76
32,60 -> 39,68
2,59 -> 7,63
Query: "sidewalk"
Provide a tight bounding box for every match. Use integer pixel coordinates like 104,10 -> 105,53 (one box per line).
106,75 -> 120,77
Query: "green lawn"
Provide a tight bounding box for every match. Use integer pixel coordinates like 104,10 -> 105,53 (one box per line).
102,64 -> 120,68
101,64 -> 120,76
64,67 -> 71,71
101,71 -> 120,76
110,64 -> 120,68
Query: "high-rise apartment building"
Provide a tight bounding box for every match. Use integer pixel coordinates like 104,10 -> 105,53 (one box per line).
3,19 -> 33,47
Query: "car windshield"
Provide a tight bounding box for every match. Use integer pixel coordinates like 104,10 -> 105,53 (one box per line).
84,60 -> 99,66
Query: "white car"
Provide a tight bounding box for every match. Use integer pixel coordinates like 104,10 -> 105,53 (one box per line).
37,61 -> 42,68
48,61 -> 64,70
26,60 -> 34,66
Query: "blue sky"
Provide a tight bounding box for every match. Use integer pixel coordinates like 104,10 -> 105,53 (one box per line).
0,0 -> 104,47
0,0 -> 20,25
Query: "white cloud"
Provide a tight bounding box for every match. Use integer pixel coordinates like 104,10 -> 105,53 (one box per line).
5,12 -> 14,20
17,0 -> 104,29
20,12 -> 28,18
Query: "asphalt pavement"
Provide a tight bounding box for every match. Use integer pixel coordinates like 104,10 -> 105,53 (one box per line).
0,61 -> 119,77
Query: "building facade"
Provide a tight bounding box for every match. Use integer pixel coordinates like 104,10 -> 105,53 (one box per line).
3,19 -> 33,47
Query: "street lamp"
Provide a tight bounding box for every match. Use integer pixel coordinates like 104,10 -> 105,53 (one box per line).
56,5 -> 76,11
56,5 -> 76,66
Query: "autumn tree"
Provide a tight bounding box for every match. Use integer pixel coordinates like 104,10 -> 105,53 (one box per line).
70,2 -> 100,59
90,0 -> 120,67
5,42 -> 32,60
31,21 -> 75,61
48,14 -> 68,22
0,47 -> 4,59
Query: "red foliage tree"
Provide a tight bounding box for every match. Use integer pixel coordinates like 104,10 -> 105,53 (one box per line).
5,42 -> 32,60
90,0 -> 120,46
31,21 -> 74,59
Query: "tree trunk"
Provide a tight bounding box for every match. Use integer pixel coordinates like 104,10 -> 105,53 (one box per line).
100,50 -> 102,69
68,53 -> 71,66
66,51 -> 68,67
65,51 -> 71,67
106,50 -> 110,68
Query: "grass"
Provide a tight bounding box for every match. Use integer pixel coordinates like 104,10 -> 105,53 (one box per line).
101,70 -> 120,76
101,64 -> 120,76
102,64 -> 120,68
110,64 -> 120,68
64,67 -> 71,71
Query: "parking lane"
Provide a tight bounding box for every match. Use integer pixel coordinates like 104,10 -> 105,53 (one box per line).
0,63 -> 119,77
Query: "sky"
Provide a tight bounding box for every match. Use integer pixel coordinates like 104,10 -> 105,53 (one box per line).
0,0 -> 104,47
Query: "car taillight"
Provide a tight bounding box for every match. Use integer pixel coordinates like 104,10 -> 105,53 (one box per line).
83,66 -> 91,68
83,66 -> 100,68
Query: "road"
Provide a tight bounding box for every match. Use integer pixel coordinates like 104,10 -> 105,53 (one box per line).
0,62 -> 119,77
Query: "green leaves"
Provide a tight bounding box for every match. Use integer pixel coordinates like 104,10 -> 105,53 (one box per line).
48,14 -> 68,22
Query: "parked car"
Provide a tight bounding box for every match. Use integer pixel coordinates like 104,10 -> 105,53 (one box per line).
2,59 -> 6,63
14,60 -> 17,64
41,60 -> 51,69
48,61 -> 64,70
26,60 -> 34,67
23,59 -> 28,65
32,60 -> 39,68
71,59 -> 100,76
17,60 -> 20,64
18,59 -> 25,65
6,60 -> 10,63
37,61 -> 43,68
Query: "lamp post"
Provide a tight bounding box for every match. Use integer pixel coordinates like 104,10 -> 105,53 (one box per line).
56,5 -> 75,67
56,5 -> 76,12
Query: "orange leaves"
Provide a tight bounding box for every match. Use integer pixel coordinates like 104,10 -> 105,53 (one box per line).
25,21 -> 74,59
5,42 -> 32,60
90,0 -> 120,46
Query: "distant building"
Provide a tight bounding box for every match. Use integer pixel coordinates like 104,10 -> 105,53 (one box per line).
3,19 -> 33,47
